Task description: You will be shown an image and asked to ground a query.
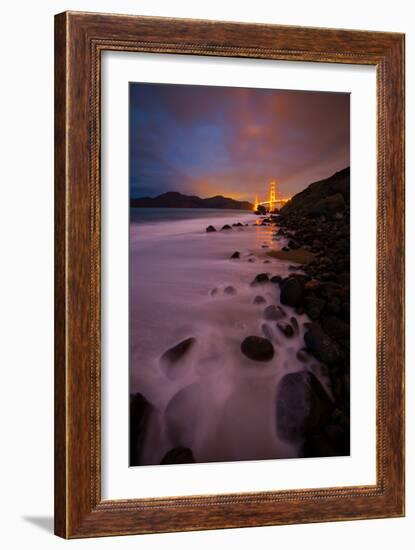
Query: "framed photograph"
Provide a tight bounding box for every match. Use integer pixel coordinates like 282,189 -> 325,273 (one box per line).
54,11 -> 405,538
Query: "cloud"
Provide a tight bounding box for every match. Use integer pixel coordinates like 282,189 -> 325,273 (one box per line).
129,83 -> 349,201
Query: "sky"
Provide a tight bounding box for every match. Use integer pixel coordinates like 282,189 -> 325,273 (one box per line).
129,82 -> 350,203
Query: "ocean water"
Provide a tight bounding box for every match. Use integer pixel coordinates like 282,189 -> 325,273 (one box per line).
129,208 -> 327,465
130,207 -> 253,225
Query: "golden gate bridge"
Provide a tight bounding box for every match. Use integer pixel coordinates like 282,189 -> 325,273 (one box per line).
254,180 -> 291,212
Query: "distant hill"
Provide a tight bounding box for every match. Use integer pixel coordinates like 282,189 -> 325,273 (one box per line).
130,191 -> 253,210
280,167 -> 350,217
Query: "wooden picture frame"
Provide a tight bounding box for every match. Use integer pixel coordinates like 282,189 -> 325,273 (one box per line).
54,11 -> 405,538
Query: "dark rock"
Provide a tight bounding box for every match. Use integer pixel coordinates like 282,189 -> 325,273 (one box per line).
325,301 -> 341,315
288,273 -> 311,283
251,273 -> 269,285
321,316 -> 349,345
303,418 -> 350,457
130,393 -> 152,466
304,324 -> 341,365
206,225 -> 216,233
309,193 -> 345,218
342,301 -> 350,320
161,447 -> 195,465
253,295 -> 266,305
263,305 -> 286,320
305,279 -> 321,292
320,271 -> 337,282
280,277 -> 305,307
270,275 -> 282,285
277,323 -> 294,338
296,349 -> 311,363
336,271 -> 350,286
230,251 -> 240,259
248,258 -> 255,263
304,296 -> 326,320
221,224 -> 232,231
331,374 -> 350,407
241,336 -> 274,362
161,337 -> 196,364
290,317 -> 299,333
224,285 -> 237,295
276,371 -> 334,441
315,281 -> 342,301
210,288 -> 218,296
302,432 -> 339,458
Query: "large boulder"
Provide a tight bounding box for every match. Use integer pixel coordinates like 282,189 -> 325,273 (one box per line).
161,447 -> 195,465
280,277 -> 305,307
241,336 -> 274,362
130,393 -> 152,466
276,371 -> 333,441
304,324 -> 341,365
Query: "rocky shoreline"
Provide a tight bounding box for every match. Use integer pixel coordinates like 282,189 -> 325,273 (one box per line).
130,168 -> 350,465
270,201 -> 350,457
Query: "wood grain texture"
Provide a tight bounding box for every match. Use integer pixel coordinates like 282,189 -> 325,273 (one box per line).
54,11 -> 405,539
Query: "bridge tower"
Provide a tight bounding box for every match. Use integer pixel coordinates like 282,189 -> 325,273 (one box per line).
269,180 -> 276,211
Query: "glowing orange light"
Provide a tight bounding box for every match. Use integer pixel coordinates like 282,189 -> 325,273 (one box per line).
254,179 -> 291,212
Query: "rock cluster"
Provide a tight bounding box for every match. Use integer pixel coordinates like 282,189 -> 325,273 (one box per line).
272,167 -> 350,456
